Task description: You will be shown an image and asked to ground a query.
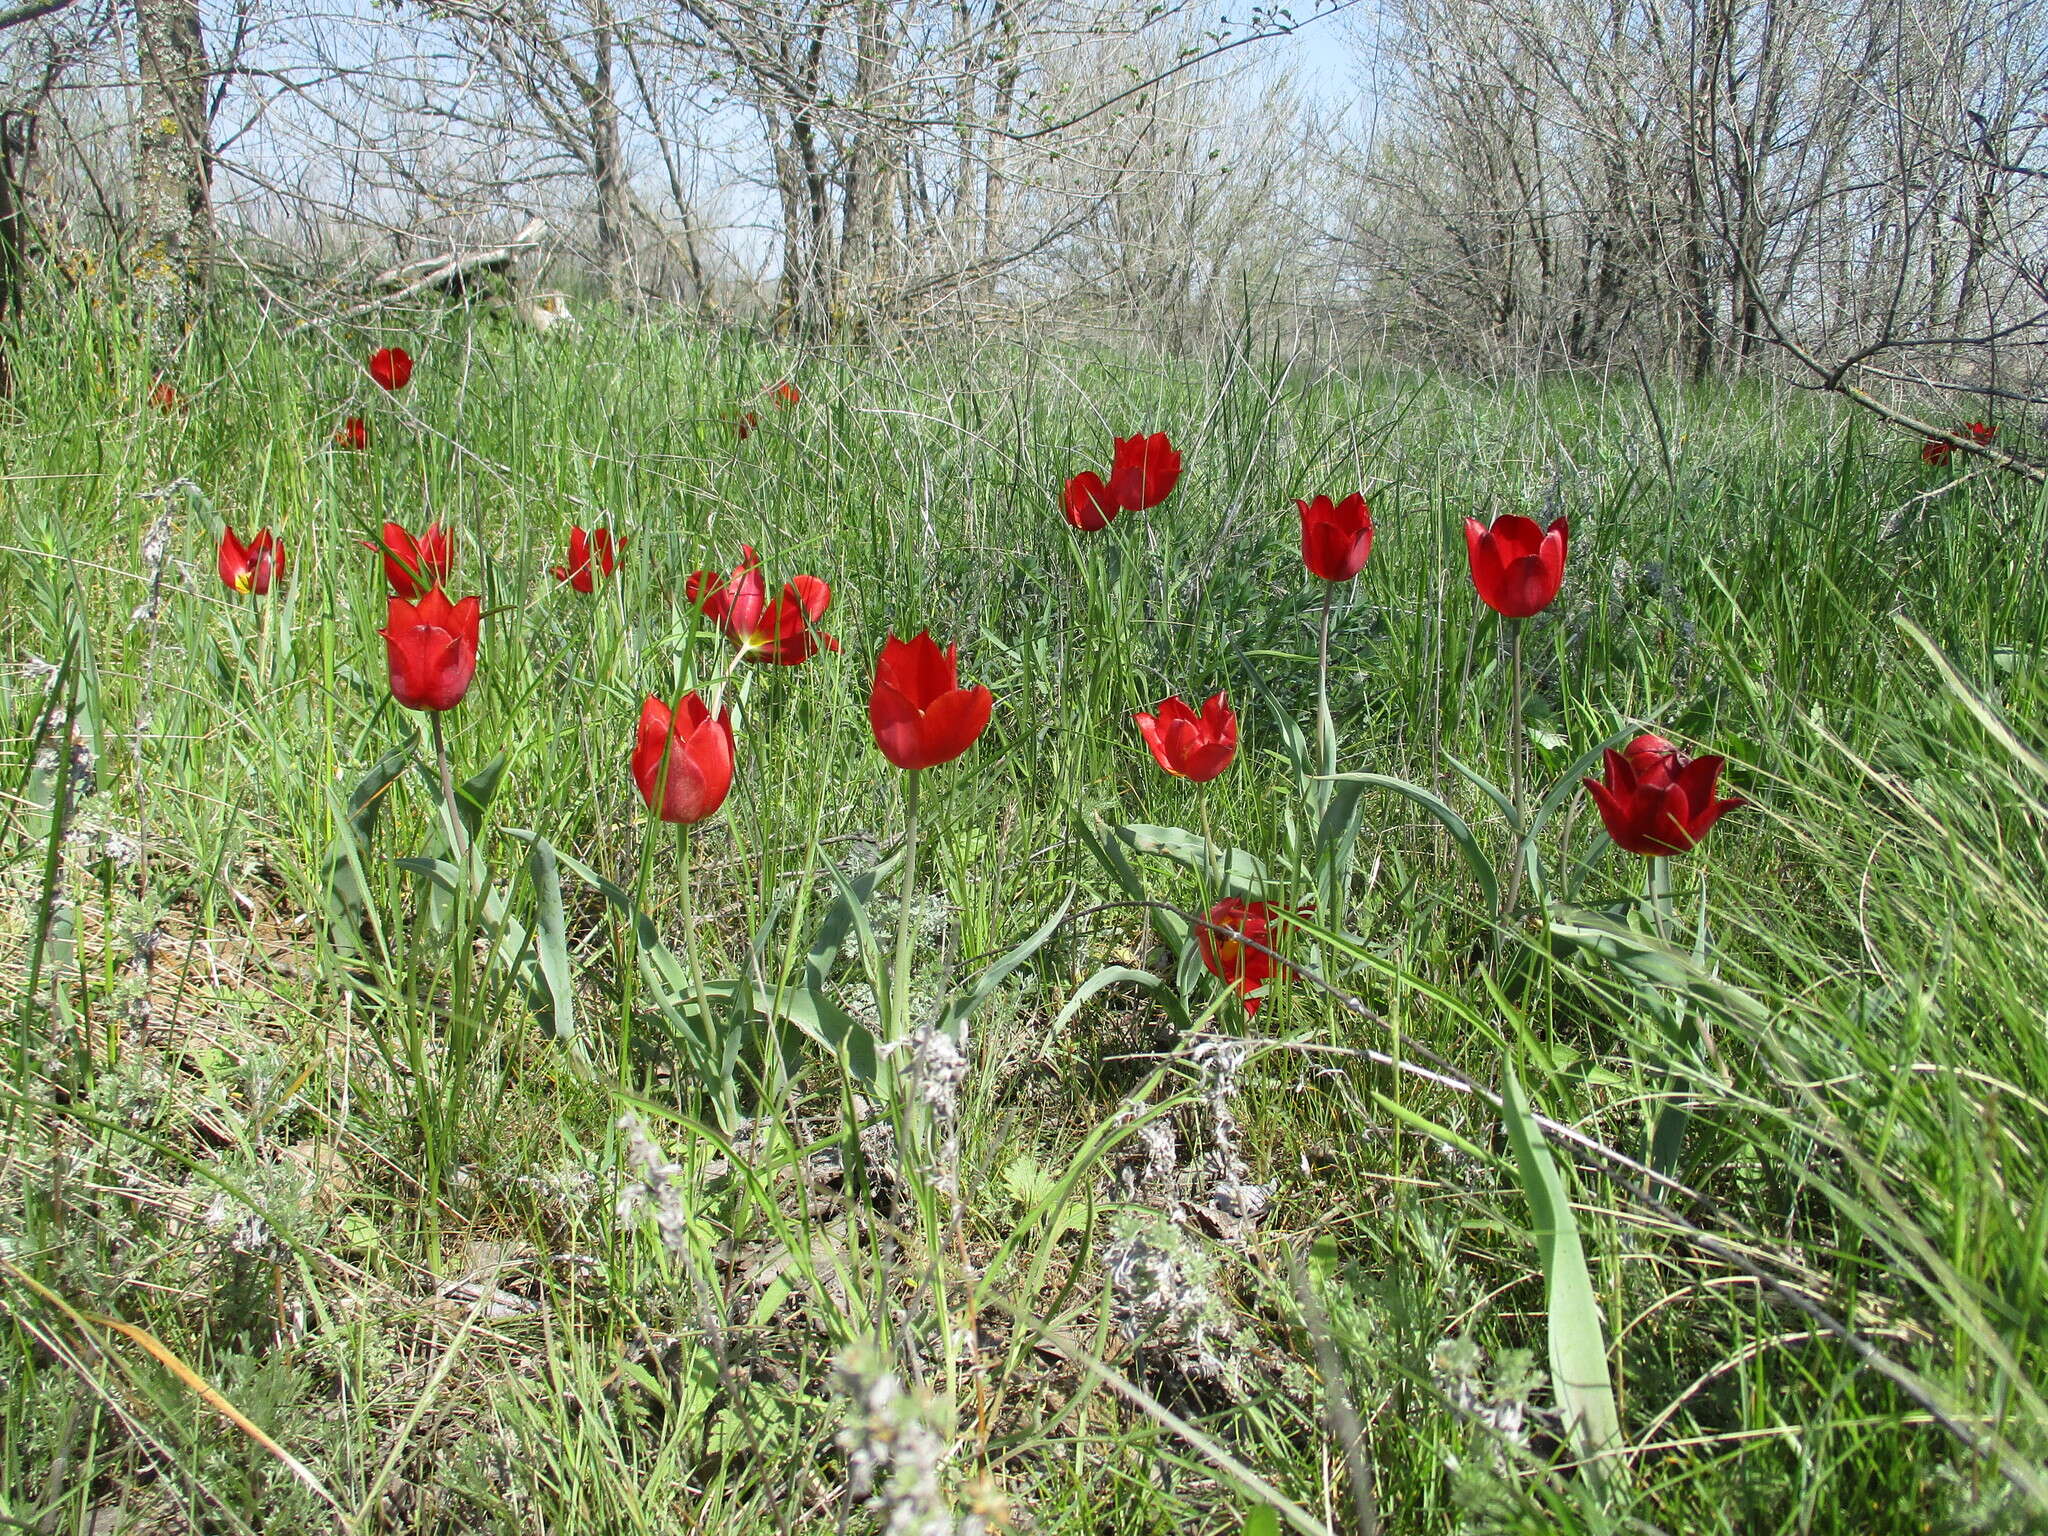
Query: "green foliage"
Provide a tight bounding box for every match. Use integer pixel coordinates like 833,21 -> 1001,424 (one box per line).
1,302 -> 2045,1533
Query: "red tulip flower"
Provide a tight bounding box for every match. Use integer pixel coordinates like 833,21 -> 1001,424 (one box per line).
1198,897 -> 1287,1016
1063,471 -> 1119,532
553,527 -> 625,593
1298,493 -> 1374,582
381,588 -> 481,712
1583,733 -> 1745,857
149,379 -> 182,413
773,380 -> 801,407
1464,514 -> 1569,618
1133,692 -> 1238,782
365,521 -> 453,601
687,545 -> 838,664
631,692 -> 736,825
217,527 -> 284,596
1929,421 -> 1996,463
869,632 -> 993,771
335,416 -> 369,450
367,347 -> 414,392
1108,432 -> 1182,511
734,410 -> 759,440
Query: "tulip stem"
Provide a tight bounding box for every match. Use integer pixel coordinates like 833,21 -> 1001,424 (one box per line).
1507,617 -> 1527,837
675,822 -> 731,1127
890,768 -> 922,1045
1315,582 -> 1337,800
1494,617 -> 1530,950
431,711 -> 466,863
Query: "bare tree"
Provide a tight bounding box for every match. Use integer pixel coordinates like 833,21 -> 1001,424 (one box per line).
130,0 -> 211,352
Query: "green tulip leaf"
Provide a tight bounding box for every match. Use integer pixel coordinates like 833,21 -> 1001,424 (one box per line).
1327,772 -> 1499,912
1498,1065 -> 1625,1487
1112,822 -> 1269,896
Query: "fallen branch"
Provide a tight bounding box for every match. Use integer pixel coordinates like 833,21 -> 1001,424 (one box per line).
286,216 -> 547,334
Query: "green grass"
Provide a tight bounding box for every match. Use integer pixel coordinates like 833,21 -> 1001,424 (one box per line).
4,295 -> 2047,1535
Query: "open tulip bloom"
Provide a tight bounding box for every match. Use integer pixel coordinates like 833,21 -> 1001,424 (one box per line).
367,346 -> 414,392
687,545 -> 838,664
381,588 -> 480,712
1299,493 -> 1374,582
1924,421 -> 1997,465
218,527 -> 284,595
366,521 -> 453,601
1198,898 -> 1290,1016
1063,471 -> 1119,531
869,632 -> 993,772
1108,432 -> 1182,511
1465,513 -> 1568,618
632,692 -> 736,825
553,527 -> 625,593
1134,692 -> 1237,782
1583,733 -> 1745,857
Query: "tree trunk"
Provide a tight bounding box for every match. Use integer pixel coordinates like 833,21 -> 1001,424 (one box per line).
131,0 -> 211,358
587,9 -> 627,299
0,111 -> 33,397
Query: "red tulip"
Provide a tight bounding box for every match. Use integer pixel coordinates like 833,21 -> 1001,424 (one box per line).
217,527 -> 284,595
869,632 -> 993,771
335,416 -> 369,450
1108,433 -> 1182,511
773,380 -> 801,407
1133,692 -> 1237,782
1198,897 -> 1287,1016
686,545 -> 838,664
631,692 -> 736,825
367,347 -> 414,392
1298,493 -> 1374,582
553,527 -> 625,593
1582,734 -> 1745,857
364,521 -> 453,601
381,588 -> 481,712
1063,471 -> 1120,531
1927,421 -> 1997,462
734,410 -> 759,440
1464,514 -> 1568,618
149,379 -> 182,413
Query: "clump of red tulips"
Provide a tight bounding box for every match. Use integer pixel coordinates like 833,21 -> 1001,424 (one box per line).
368,347 -> 414,393
554,527 -> 625,593
367,521 -> 453,600
1062,432 -> 1182,529
632,693 -> 736,824
688,546 -> 838,664
1583,733 -> 1744,857
1465,513 -> 1569,618
381,589 -> 480,712
218,527 -> 284,595
1134,693 -> 1237,782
